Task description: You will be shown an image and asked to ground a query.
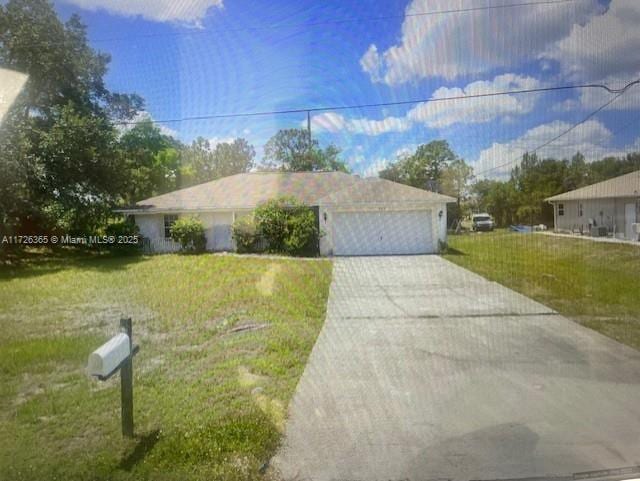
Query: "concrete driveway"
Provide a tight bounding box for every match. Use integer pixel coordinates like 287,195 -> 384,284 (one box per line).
273,256 -> 640,481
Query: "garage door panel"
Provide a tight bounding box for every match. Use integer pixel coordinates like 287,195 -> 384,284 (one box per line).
333,210 -> 433,256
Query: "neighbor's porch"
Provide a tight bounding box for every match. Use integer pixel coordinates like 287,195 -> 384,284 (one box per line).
551,197 -> 639,240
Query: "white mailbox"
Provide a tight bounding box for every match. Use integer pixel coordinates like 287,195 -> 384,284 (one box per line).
88,333 -> 131,378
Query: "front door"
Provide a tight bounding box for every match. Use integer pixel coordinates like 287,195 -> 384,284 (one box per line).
626,203 -> 637,240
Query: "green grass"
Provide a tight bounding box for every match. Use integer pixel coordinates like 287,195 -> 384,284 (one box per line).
0,250 -> 332,481
445,230 -> 640,349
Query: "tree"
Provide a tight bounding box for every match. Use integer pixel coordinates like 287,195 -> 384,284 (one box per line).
119,119 -> 178,202
0,0 -> 143,234
212,138 -> 255,178
263,129 -> 348,172
379,140 -> 459,191
178,137 -> 256,187
441,158 -> 474,223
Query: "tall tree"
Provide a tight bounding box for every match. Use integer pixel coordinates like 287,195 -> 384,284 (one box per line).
119,119 -> 177,202
212,138 -> 255,178
379,140 -> 458,191
179,137 -> 255,187
0,0 -> 143,233
263,129 -> 348,172
441,158 -> 474,223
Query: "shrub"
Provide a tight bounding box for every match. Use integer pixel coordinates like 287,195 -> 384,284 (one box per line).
104,218 -> 142,252
105,218 -> 139,237
170,217 -> 206,253
253,196 -> 319,256
231,215 -> 263,253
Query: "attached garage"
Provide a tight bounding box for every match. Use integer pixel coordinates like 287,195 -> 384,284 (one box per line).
332,210 -> 433,256
319,178 -> 455,256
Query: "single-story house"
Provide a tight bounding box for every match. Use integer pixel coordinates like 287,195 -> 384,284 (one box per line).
116,171 -> 455,256
545,169 -> 640,240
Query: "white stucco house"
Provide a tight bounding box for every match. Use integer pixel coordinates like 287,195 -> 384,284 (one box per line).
116,171 -> 455,256
545,169 -> 640,240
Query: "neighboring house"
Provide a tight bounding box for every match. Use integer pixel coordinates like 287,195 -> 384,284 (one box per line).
546,170 -> 640,240
116,171 -> 455,256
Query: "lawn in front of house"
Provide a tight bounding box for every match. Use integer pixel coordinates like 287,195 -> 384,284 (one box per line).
445,231 -> 640,350
0,250 -> 332,481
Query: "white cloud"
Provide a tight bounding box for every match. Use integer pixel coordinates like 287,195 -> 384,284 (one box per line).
308,112 -> 411,136
119,111 -> 179,138
474,119 -> 636,179
311,74 -> 543,135
208,136 -> 235,148
360,0 -> 601,84
407,74 -> 541,128
544,0 -> 640,81
361,157 -> 391,178
60,0 -> 223,25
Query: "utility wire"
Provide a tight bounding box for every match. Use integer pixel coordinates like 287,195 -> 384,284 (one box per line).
3,0 -> 585,48
93,0 -> 582,44
473,79 -> 640,178
115,80 -> 640,126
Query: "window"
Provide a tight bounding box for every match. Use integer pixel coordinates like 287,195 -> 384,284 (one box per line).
578,203 -> 583,217
164,214 -> 178,239
558,204 -> 564,216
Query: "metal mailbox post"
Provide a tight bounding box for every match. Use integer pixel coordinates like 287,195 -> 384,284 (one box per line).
88,318 -> 140,438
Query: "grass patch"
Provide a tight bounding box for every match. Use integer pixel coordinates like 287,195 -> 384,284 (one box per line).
445,231 -> 640,349
0,251 -> 332,480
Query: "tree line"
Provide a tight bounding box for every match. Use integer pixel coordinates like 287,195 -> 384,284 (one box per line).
378,141 -> 640,228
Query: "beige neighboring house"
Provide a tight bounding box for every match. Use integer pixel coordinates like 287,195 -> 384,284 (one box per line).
116,171 -> 455,256
545,170 -> 640,240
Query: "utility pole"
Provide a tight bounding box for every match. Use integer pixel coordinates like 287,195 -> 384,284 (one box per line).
307,110 -> 312,157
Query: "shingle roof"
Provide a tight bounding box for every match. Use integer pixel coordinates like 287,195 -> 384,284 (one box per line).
122,172 -> 359,212
545,170 -> 640,202
318,178 -> 456,205
118,172 -> 454,213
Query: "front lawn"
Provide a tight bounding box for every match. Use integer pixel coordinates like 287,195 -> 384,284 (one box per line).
445,231 -> 640,350
0,250 -> 332,481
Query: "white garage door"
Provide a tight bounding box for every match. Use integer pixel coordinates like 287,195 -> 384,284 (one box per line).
332,210 -> 433,256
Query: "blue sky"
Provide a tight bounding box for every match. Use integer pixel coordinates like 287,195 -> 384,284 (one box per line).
52,0 -> 640,178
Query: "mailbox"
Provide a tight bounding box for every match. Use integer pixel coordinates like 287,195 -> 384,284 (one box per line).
88,333 -> 131,378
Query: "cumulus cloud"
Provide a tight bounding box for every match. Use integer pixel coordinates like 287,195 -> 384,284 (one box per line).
474,119 -> 637,178
310,74 -> 543,135
360,0 -> 601,84
543,0 -> 640,81
308,112 -> 411,136
119,111 -> 179,138
407,74 -> 541,128
60,0 -> 223,25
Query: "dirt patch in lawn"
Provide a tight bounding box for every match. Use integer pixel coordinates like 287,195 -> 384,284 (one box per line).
256,264 -> 282,297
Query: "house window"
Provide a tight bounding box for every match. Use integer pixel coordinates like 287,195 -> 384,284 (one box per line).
578,203 -> 583,217
164,214 -> 178,239
558,204 -> 564,216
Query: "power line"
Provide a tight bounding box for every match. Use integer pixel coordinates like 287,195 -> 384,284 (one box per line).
5,0 -> 584,48
473,79 -> 640,178
115,80 -> 639,126
90,0 -> 581,43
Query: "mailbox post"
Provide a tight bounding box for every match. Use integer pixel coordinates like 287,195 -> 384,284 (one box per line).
120,318 -> 134,438
88,318 -> 139,438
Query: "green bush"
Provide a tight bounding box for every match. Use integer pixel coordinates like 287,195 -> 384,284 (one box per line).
104,218 -> 139,237
253,197 -> 319,256
231,215 -> 263,253
170,216 -> 206,253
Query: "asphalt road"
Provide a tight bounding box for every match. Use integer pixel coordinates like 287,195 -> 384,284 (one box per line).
272,256 -> 640,481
